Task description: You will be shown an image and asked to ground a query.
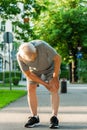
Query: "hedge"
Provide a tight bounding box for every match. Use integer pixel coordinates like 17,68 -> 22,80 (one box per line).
80,72 -> 87,83
0,71 -> 21,81
60,70 -> 69,80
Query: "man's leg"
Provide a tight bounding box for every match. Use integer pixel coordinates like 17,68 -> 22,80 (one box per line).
25,83 -> 40,128
49,91 -> 60,128
27,83 -> 38,116
51,91 -> 59,116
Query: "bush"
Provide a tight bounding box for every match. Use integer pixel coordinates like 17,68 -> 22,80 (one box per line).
4,78 -> 10,83
0,71 -> 21,81
82,77 -> 87,83
60,70 -> 69,80
60,63 -> 69,80
80,72 -> 87,83
12,77 -> 20,85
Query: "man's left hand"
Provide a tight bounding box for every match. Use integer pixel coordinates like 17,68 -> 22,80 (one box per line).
48,77 -> 60,93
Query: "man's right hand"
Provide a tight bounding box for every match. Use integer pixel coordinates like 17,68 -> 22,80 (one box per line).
45,80 -> 59,93
44,83 -> 51,91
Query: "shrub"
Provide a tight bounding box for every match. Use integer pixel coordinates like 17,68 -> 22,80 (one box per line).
4,78 -> 10,83
0,71 -> 21,81
80,72 -> 87,83
12,77 -> 20,86
60,70 -> 69,80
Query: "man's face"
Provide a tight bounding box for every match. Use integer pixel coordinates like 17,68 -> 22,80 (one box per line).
19,45 -> 37,62
22,51 -> 36,62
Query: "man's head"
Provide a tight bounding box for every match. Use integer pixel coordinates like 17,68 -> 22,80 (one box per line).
18,43 -> 37,61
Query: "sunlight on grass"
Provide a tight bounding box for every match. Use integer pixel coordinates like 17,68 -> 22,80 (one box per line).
0,90 -> 27,108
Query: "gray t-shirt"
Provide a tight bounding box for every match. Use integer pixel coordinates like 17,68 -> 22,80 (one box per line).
17,40 -> 57,75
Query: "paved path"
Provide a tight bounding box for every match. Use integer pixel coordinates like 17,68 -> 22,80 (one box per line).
0,82 -> 87,130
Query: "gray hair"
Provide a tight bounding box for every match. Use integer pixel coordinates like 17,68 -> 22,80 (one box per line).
18,43 -> 36,56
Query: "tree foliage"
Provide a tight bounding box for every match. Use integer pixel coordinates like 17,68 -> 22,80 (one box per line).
0,0 -> 87,59
0,0 -> 47,42
34,0 -> 87,61
0,0 -> 45,19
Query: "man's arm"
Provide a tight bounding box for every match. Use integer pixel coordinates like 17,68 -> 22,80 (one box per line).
53,54 -> 61,78
24,70 -> 50,90
48,54 -> 61,92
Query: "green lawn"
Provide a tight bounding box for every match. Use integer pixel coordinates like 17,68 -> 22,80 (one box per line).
0,90 -> 27,108
0,83 -> 25,87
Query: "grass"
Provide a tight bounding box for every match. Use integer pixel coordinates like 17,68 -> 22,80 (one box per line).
0,83 -> 25,87
0,89 -> 27,108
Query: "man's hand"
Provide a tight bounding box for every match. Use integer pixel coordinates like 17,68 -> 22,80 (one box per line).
48,77 -> 60,93
44,83 -> 51,91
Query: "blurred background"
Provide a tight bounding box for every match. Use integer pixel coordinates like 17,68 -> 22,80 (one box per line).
0,0 -> 87,87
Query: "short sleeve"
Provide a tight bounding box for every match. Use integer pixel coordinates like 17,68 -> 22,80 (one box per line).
43,42 -> 58,60
16,53 -> 29,72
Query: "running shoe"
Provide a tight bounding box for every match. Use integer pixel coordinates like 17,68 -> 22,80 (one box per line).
49,116 -> 59,129
24,116 -> 40,128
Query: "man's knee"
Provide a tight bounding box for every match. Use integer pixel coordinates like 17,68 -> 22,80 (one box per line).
27,84 -> 37,94
50,91 -> 58,95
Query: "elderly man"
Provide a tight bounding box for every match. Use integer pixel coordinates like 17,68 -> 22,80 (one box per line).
17,40 -> 61,129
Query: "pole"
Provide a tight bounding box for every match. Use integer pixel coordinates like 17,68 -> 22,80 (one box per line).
8,44 -> 12,90
3,45 -> 5,85
78,58 -> 80,83
7,32 -> 12,90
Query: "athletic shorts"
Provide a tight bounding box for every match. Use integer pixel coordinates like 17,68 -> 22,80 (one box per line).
27,64 -> 54,85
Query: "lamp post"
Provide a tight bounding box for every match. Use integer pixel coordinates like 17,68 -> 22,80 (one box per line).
77,44 -> 82,83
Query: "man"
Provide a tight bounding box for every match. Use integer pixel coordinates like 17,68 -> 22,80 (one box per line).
17,40 -> 61,129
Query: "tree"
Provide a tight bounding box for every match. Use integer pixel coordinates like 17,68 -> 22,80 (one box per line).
34,0 -> 87,82
0,0 -> 47,42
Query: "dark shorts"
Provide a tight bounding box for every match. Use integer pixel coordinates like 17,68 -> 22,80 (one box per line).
27,64 -> 54,85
